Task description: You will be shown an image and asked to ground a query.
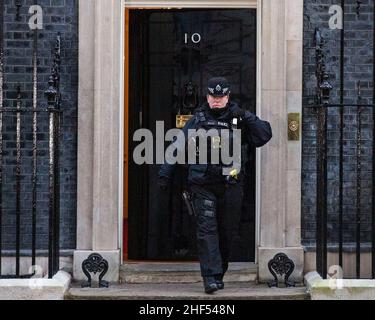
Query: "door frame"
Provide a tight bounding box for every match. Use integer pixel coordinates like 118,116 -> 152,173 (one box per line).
119,0 -> 262,263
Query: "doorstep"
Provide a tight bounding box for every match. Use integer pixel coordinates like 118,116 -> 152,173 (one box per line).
67,262 -> 309,300
120,262 -> 257,284
66,281 -> 310,300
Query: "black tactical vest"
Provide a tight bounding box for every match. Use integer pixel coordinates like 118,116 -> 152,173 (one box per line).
187,109 -> 241,185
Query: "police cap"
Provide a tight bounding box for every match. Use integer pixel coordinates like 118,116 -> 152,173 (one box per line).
207,77 -> 231,97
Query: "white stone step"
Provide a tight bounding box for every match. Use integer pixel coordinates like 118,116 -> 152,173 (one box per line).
120,262 -> 257,284
66,282 -> 309,300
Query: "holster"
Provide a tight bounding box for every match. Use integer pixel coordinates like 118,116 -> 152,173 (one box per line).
182,191 -> 196,216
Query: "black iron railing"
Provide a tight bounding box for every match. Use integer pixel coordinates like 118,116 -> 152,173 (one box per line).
310,16 -> 375,279
0,1 -> 61,279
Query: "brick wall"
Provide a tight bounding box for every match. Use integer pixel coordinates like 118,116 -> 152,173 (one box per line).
303,0 -> 374,250
1,0 -> 78,251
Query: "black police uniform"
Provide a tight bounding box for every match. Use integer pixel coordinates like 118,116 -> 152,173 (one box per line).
158,78 -> 272,293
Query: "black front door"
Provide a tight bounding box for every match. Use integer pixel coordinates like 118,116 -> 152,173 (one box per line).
128,9 -> 257,261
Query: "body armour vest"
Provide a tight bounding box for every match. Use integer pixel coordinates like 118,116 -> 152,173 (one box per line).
187,108 -> 246,185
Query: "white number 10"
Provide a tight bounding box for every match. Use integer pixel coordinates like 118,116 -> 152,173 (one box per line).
184,33 -> 201,44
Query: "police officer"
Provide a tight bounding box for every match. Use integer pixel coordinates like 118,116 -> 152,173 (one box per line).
158,77 -> 272,294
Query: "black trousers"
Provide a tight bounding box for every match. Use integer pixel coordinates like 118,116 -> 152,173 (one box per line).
191,182 -> 243,277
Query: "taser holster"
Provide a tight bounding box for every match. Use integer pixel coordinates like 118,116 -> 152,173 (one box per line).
182,191 -> 196,216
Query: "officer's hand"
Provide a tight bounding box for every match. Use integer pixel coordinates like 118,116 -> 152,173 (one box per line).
230,104 -> 246,118
157,176 -> 171,191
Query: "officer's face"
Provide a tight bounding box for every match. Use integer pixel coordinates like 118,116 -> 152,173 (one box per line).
207,94 -> 229,109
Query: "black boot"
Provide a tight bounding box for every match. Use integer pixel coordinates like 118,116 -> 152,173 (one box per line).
203,276 -> 218,294
215,275 -> 224,290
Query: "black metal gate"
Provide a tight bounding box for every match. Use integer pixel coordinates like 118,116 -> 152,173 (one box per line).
310,1 -> 375,279
0,1 -> 61,278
